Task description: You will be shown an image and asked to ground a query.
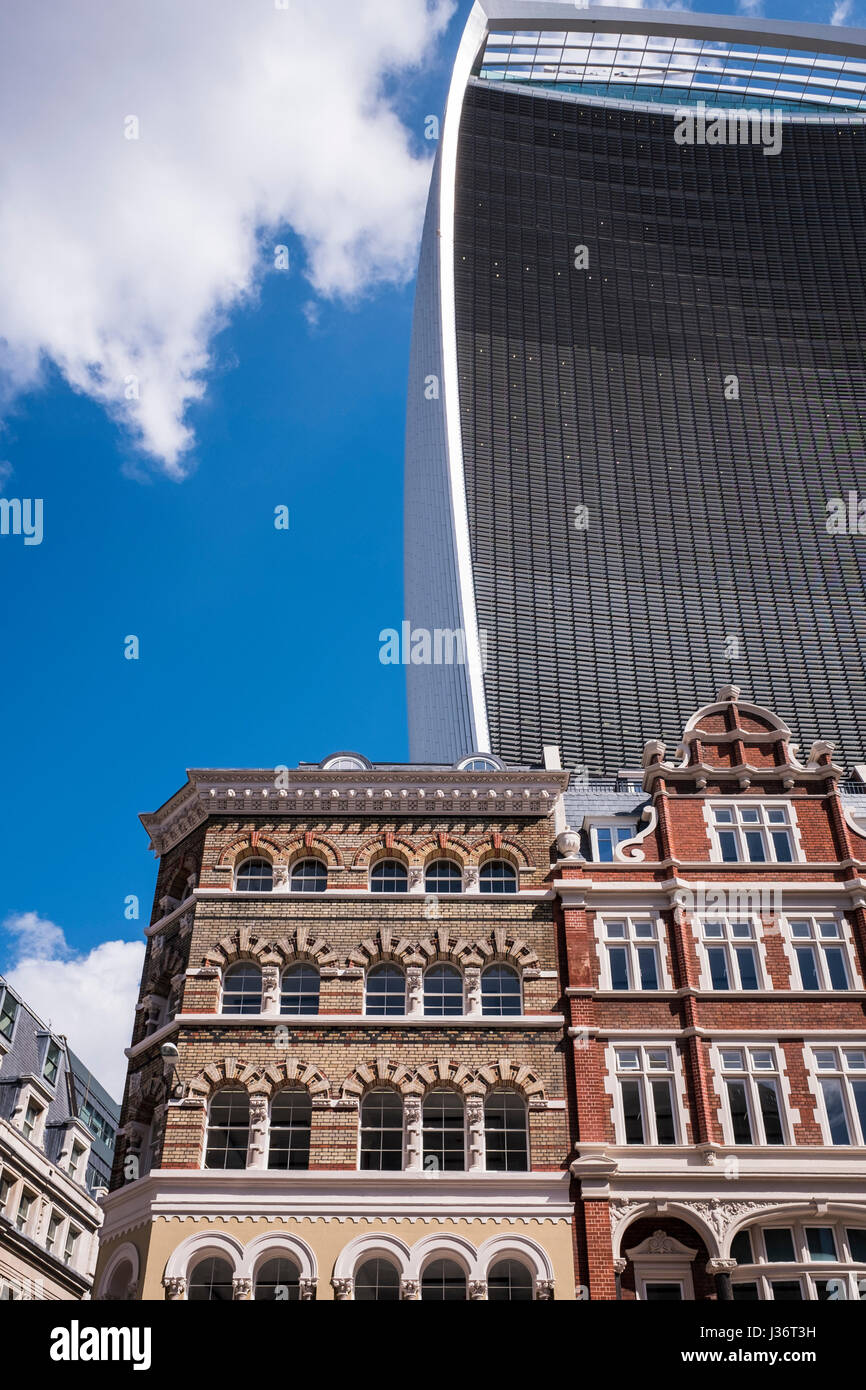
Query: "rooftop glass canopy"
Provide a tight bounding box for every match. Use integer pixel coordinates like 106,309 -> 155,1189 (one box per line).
477,29 -> 866,112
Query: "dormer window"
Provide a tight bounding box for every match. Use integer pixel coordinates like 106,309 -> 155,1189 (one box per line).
0,986 -> 18,1044
709,804 -> 797,864
589,822 -> 636,862
22,1100 -> 43,1144
322,755 -> 367,771
458,755 -> 500,773
42,1040 -> 61,1087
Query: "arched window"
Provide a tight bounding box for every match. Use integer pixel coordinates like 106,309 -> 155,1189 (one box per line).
424,859 -> 463,894
188,1256 -> 234,1302
235,858 -> 273,892
280,964 -> 320,1015
481,964 -> 522,1017
268,1090 -> 312,1170
355,1258 -> 401,1301
421,1259 -> 467,1301
370,860 -> 409,893
484,1091 -> 529,1171
205,1088 -> 249,1169
488,1259 -> 533,1301
105,1258 -> 136,1301
423,964 -> 463,1017
254,1257 -> 301,1301
423,1089 -> 465,1171
291,859 -> 327,892
365,964 -> 406,1016
480,860 -> 517,894
360,1089 -> 403,1171
222,963 -> 262,1015
458,756 -> 500,773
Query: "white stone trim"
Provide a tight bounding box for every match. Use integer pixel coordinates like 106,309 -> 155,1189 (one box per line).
97,1241 -> 140,1300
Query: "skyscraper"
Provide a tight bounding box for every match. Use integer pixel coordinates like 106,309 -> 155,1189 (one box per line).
405,2 -> 866,773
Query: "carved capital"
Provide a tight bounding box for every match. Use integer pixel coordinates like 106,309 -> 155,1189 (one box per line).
163,1277 -> 186,1301
535,1279 -> 555,1301
299,1277 -> 317,1301
331,1277 -> 354,1301
401,1278 -> 420,1301
232,1277 -> 252,1300
468,1280 -> 488,1300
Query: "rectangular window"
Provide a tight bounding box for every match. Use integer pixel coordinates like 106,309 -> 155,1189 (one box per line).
0,988 -> 18,1043
699,918 -> 762,991
764,1228 -> 796,1262
64,1228 -> 79,1265
720,1047 -> 786,1145
847,1228 -> 866,1262
591,823 -> 635,862
614,1046 -> 679,1145
0,1173 -> 13,1214
806,1228 -> 837,1262
787,918 -> 851,990
709,804 -> 798,863
43,1040 -> 61,1086
14,1189 -> 34,1233
22,1101 -> 42,1143
813,1048 -> 866,1145
601,917 -> 663,991
46,1213 -> 62,1255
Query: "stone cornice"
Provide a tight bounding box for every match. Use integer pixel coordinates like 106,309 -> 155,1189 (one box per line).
141,769 -> 569,856
98,1169 -> 573,1241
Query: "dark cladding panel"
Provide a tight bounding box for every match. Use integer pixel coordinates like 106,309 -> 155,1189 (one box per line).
453,81 -> 866,773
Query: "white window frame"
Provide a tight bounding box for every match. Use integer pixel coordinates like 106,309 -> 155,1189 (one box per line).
595,915 -> 670,991
806,1045 -> 866,1146
14,1186 -> 36,1236
730,1220 -> 866,1301
713,1044 -> 791,1146
704,801 -> 803,864
588,819 -> 638,863
694,915 -> 767,992
609,1043 -> 686,1145
780,916 -> 859,992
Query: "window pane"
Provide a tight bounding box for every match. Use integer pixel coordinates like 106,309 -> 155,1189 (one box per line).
280,964 -> 320,1016
424,860 -> 462,894
719,831 -> 739,862
730,1229 -> 752,1264
772,832 -> 793,863
595,827 -> 614,861
820,1078 -> 851,1145
732,1282 -> 759,1301
806,1228 -> 836,1262
637,948 -> 659,991
771,1281 -> 803,1301
423,965 -> 463,1017
355,1259 -> 400,1302
764,1228 -> 796,1262
291,859 -> 327,892
651,1080 -> 675,1145
480,861 -> 517,893
481,965 -> 521,1016
254,1258 -> 300,1301
423,1090 -> 465,1171
796,948 -> 820,991
360,1090 -> 403,1171
370,860 -> 408,893
727,1080 -> 752,1144
825,949 -> 849,991
745,831 -> 766,862
708,948 -> 730,990
488,1259 -> 533,1302
365,965 -> 406,1016
735,947 -> 759,991
205,1090 -> 250,1169
236,859 -> 273,892
484,1092 -> 528,1171
644,1283 -> 682,1300
189,1257 -> 234,1302
421,1259 -> 466,1301
851,1080 -> 866,1144
268,1091 -> 311,1170
608,946 -> 630,990
846,1229 -> 866,1262
621,1080 -> 644,1144
222,964 -> 262,1015
757,1080 -> 784,1145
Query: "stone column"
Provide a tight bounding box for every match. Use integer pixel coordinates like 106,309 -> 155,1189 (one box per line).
613,1258 -> 627,1301
233,1278 -> 252,1301
708,1258 -> 736,1301
464,966 -> 482,1017
536,1279 -> 556,1301
404,1093 -> 423,1171
401,1279 -> 420,1301
247,1092 -> 269,1169
163,1277 -> 186,1301
406,965 -> 423,1017
469,1280 -> 488,1300
261,964 -> 280,1016
331,1278 -> 353,1301
466,1091 -> 485,1172
299,1278 -> 317,1301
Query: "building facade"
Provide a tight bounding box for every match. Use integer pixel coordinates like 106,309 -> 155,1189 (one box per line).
0,982 -> 109,1300
94,754 -> 576,1301
561,685 -> 866,1300
405,1 -> 866,773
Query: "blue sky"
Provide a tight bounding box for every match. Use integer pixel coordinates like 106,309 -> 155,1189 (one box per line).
0,0 -> 858,1094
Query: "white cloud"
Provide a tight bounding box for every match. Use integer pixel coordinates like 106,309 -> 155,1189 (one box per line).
3,912 -> 144,1102
0,0 -> 455,475
832,0 -> 853,23
736,0 -> 764,15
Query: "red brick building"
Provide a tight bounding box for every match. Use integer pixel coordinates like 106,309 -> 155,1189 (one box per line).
561,685 -> 866,1301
